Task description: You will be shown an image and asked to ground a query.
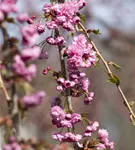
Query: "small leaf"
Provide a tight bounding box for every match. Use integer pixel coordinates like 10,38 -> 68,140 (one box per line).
94,56 -> 100,68
108,62 -> 121,71
82,117 -> 90,124
132,121 -> 135,126
108,74 -> 120,85
17,81 -> 34,95
81,112 -> 89,117
87,29 -> 101,35
79,14 -> 86,24
6,17 -> 15,23
71,32 -> 74,37
129,101 -> 135,107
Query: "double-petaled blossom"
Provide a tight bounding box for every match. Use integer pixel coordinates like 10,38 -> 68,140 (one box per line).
22,91 -> 46,107
98,129 -> 109,142
51,106 -> 81,128
24,64 -> 37,81
83,121 -> 99,137
106,141 -> 114,150
20,46 -> 41,61
67,34 -> 96,69
81,78 -> 90,93
71,113 -> 81,124
21,25 -> 38,46
51,106 -> 66,125
96,143 -> 106,150
56,77 -> 75,91
98,129 -> 114,150
46,21 -> 58,30
12,55 -> 37,81
46,36 -> 65,45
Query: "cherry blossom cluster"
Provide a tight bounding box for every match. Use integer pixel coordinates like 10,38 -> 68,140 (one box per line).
51,106 -> 82,142
12,46 -> 41,81
12,14 -> 42,81
50,106 -> 114,149
0,0 -> 17,22
97,129 -> 114,150
45,34 -> 96,104
3,136 -> 21,150
0,0 -> 46,111
41,0 -> 114,149
21,91 -> 46,107
51,106 -> 81,128
21,26 -> 39,46
66,34 -> 96,104
43,0 -> 86,31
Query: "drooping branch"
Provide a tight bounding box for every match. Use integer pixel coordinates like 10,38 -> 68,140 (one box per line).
78,22 -> 135,121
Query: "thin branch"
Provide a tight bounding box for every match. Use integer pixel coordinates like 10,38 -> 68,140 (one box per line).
78,22 -> 135,120
0,72 -> 10,101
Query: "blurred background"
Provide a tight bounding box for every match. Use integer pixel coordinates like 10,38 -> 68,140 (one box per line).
1,0 -> 135,149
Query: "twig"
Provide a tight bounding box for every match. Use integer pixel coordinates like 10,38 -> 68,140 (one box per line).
0,72 -> 10,101
78,22 -> 135,120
